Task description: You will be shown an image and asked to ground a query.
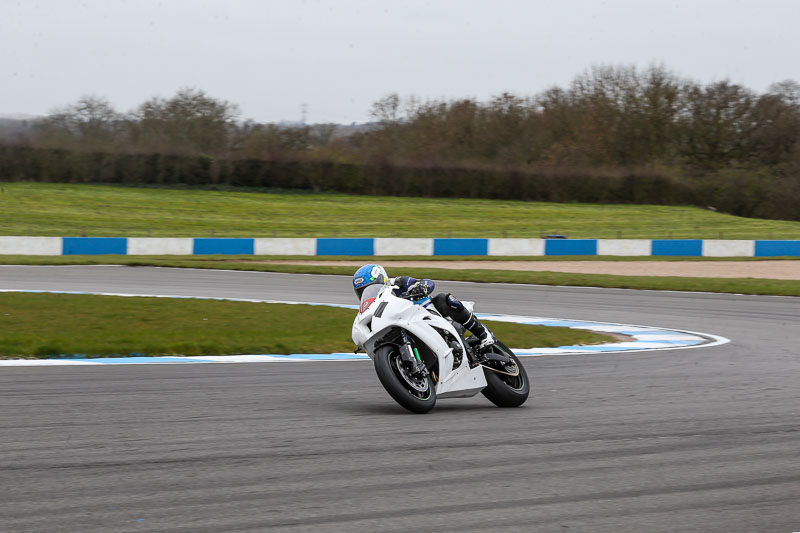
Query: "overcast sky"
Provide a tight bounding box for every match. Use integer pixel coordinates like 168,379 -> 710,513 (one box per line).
2,0 -> 799,123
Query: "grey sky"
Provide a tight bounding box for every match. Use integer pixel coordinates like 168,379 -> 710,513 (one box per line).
2,0 -> 799,123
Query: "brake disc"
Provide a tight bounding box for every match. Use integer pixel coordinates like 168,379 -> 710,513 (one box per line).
394,357 -> 429,392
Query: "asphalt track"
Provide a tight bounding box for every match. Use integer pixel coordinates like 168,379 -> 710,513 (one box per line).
1,266 -> 799,532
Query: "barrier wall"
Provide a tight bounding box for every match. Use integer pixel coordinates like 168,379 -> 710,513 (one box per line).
2,237 -> 800,257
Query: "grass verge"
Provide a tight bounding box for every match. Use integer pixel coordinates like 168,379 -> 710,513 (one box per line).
3,255 -> 798,296
4,182 -> 800,239
0,293 -> 612,359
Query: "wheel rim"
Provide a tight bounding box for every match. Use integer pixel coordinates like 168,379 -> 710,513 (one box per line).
502,366 -> 526,391
389,352 -> 431,400
488,350 -> 526,391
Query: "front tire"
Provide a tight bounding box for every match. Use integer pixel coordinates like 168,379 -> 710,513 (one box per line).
481,341 -> 530,407
374,345 -> 436,414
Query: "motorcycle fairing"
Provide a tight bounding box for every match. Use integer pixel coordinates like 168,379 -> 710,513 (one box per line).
353,285 -> 486,398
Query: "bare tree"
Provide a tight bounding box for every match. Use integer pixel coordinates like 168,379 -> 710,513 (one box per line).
768,80 -> 800,106
131,88 -> 240,155
679,81 -> 755,169
38,95 -> 123,150
369,94 -> 402,125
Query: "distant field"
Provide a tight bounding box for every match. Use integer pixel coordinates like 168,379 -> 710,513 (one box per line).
3,182 -> 800,239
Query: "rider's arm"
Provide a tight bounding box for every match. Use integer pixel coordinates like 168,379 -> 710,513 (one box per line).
394,276 -> 435,296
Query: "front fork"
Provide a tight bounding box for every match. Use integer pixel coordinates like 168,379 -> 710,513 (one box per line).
399,331 -> 428,377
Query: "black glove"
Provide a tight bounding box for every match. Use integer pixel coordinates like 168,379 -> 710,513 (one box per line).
406,281 -> 429,298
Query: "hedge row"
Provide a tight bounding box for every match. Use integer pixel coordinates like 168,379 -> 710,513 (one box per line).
1,145 -> 798,220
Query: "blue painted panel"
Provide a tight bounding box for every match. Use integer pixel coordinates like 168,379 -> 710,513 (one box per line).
544,239 -> 597,256
433,238 -> 488,256
534,320 -> 603,327
755,240 -> 800,257
316,238 -> 374,256
551,345 -> 642,351
193,238 -> 254,255
651,240 -> 702,256
284,353 -> 370,360
62,237 -> 127,255
82,357 -> 218,364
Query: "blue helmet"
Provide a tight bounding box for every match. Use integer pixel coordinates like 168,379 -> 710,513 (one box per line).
353,264 -> 389,299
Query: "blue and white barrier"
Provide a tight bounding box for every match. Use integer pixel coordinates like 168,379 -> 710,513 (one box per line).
1,236 -> 799,257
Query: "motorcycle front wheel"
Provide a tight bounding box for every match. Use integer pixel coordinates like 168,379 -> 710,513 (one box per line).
374,345 -> 436,414
481,341 -> 530,407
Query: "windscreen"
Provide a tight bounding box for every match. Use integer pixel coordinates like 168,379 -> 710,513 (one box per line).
359,283 -> 383,305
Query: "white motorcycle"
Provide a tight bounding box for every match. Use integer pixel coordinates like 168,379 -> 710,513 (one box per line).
352,283 -> 530,413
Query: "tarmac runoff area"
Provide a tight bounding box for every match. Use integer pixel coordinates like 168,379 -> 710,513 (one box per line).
2,267 -> 800,532
255,259 -> 800,280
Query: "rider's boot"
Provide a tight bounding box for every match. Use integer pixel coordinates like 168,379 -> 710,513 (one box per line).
463,313 -> 497,353
433,293 -> 497,360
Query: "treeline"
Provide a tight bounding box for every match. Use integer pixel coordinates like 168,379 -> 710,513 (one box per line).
2,65 -> 800,221
364,66 -> 800,173
10,88 -> 341,159
2,145 -> 794,221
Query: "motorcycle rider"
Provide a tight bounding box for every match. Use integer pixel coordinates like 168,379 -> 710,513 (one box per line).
352,264 -> 497,351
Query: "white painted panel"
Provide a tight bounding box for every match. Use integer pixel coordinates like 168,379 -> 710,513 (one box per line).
702,240 -> 755,257
0,236 -> 62,255
127,238 -> 193,255
374,238 -> 433,256
254,238 -> 316,255
596,239 -> 651,256
487,239 -> 545,256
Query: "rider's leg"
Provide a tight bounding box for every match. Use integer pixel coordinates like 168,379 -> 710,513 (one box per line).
431,293 -> 496,349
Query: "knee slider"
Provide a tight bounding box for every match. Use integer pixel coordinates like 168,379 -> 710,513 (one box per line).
443,294 -> 470,323
432,293 -> 468,322
445,294 -> 464,312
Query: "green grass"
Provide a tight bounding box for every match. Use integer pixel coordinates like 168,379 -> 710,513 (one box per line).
192,261 -> 800,296
0,293 -> 612,359
1,255 -> 798,296
3,182 -> 800,239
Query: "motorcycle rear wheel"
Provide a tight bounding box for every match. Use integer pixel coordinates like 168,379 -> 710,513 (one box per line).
374,345 -> 436,414
481,341 -> 530,407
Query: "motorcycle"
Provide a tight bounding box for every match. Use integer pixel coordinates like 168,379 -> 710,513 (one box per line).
352,283 -> 530,413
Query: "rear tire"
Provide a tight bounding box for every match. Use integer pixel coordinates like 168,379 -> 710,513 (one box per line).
481,342 -> 530,407
374,345 -> 436,414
